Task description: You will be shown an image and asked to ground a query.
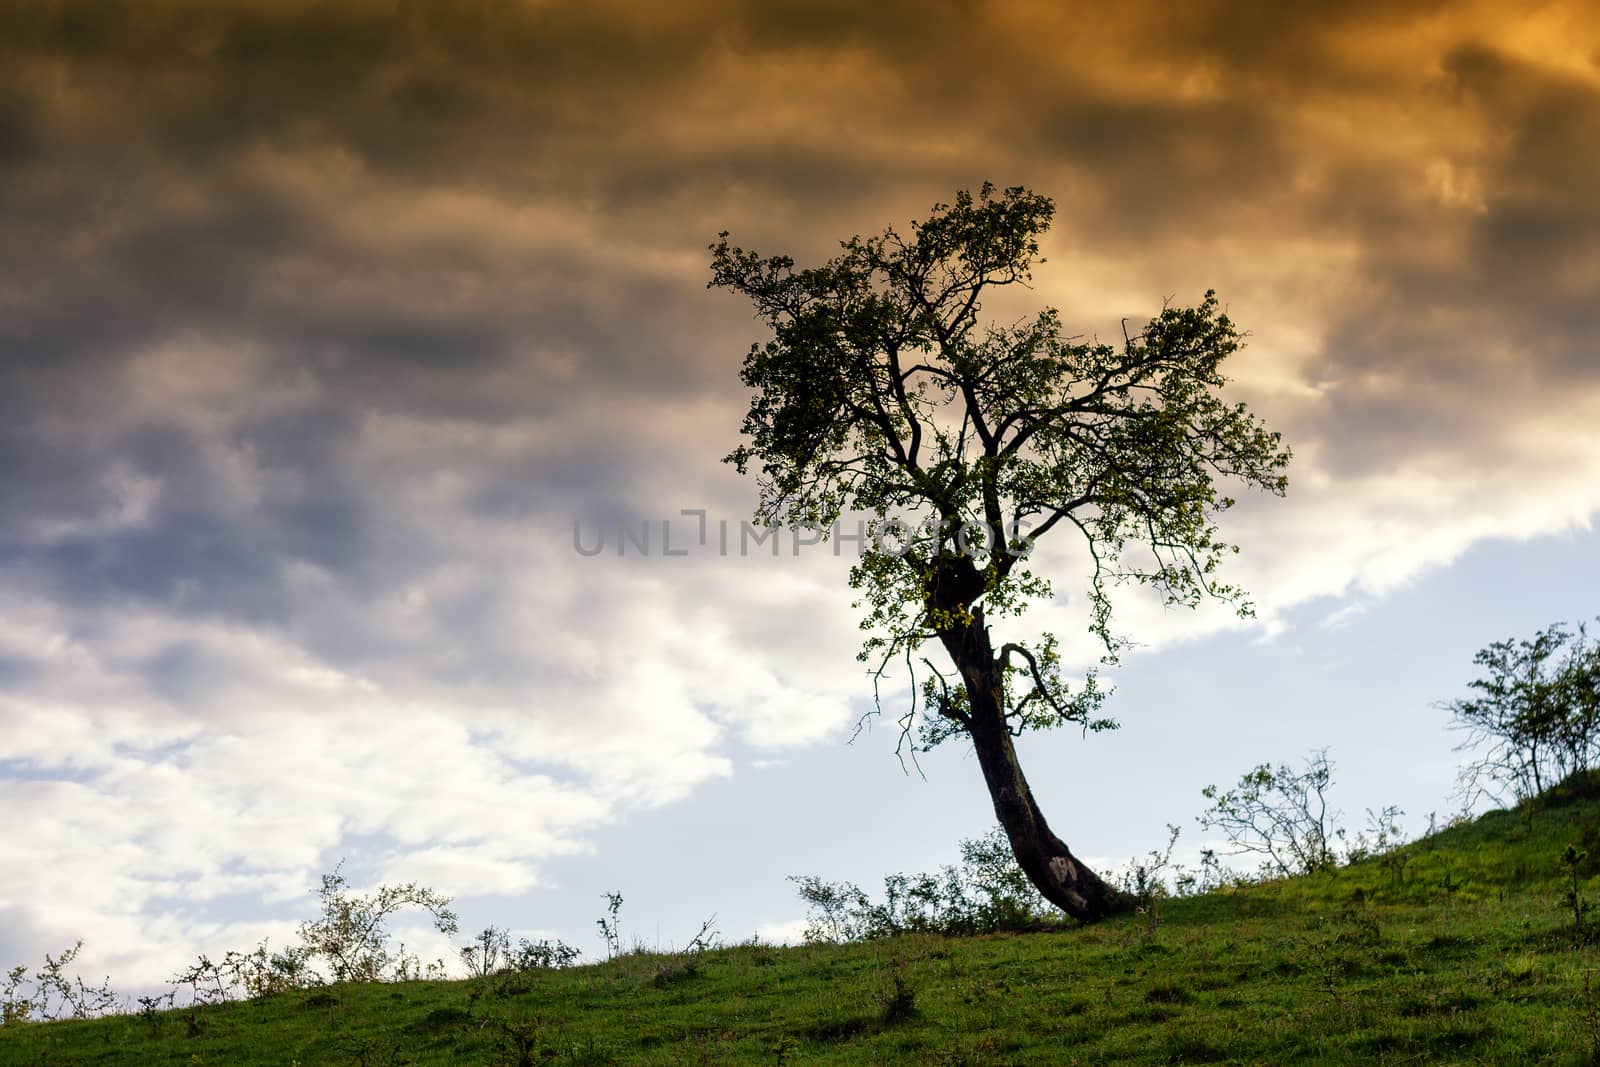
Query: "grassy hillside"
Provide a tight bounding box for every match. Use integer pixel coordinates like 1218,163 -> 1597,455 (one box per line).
6,788 -> 1600,1066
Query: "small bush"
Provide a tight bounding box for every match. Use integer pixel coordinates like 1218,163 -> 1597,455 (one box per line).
790,828 -> 1050,943
298,863 -> 457,983
0,942 -> 119,1024
1200,750 -> 1340,877
1562,844 -> 1596,935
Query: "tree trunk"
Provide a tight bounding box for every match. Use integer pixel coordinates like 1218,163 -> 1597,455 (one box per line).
939,614 -> 1122,924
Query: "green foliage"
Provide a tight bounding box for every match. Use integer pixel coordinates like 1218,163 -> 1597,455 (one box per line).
458,926 -> 583,982
789,829 -> 1053,942
710,183 -> 1290,749
154,867 -> 480,1016
459,927 -> 583,982
1563,845 -> 1596,935
0,942 -> 118,1025
1448,618 -> 1600,809
595,892 -> 623,959
459,927 -> 512,980
297,863 -> 458,984
2,865 -> 469,1036
1344,803 -> 1407,866
509,938 -> 581,973
172,939 -> 318,1006
463,935 -> 584,1005
0,966 -> 29,1027
1200,749 -> 1343,877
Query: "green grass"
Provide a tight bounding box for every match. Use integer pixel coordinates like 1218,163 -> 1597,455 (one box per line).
7,787 -> 1600,1066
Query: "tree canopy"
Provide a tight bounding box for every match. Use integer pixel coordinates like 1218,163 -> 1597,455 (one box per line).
711,184 -> 1291,920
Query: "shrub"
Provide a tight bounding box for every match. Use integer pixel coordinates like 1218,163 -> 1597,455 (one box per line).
297,862 -> 458,983
0,942 -> 119,1024
1200,750 -> 1340,877
1447,619 -> 1600,810
790,828 -> 1050,943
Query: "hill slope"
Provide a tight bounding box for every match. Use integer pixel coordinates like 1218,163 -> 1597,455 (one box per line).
6,789 -> 1600,1066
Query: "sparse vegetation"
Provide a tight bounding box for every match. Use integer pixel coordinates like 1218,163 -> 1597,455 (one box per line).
789,829 -> 1052,943
3,864 -> 501,1029
9,620 -> 1600,1063
6,781 -> 1600,1064
595,891 -> 624,960
1200,748 -> 1342,877
1117,823 -> 1185,930
299,862 -> 460,984
1563,844 -> 1596,936
1447,619 -> 1600,811
0,943 -> 118,1026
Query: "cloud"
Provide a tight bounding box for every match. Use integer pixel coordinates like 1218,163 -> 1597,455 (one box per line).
1,0 -> 1598,985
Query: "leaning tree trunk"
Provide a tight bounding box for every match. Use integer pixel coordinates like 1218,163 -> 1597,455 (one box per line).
941,616 -> 1121,924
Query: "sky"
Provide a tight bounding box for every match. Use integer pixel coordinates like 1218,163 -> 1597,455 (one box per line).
2,0 -> 1599,988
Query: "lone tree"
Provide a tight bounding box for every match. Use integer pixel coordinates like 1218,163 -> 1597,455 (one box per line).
710,185 -> 1290,922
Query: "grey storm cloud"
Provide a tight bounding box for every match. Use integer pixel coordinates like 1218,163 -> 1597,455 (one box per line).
0,0 -> 1596,716
1,0 -> 1598,984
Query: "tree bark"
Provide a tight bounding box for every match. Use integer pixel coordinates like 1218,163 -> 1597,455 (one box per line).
938,611 -> 1122,923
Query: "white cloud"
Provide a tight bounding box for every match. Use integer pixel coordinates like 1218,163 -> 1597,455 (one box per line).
754,918 -> 811,946
6,0 -> 1600,996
